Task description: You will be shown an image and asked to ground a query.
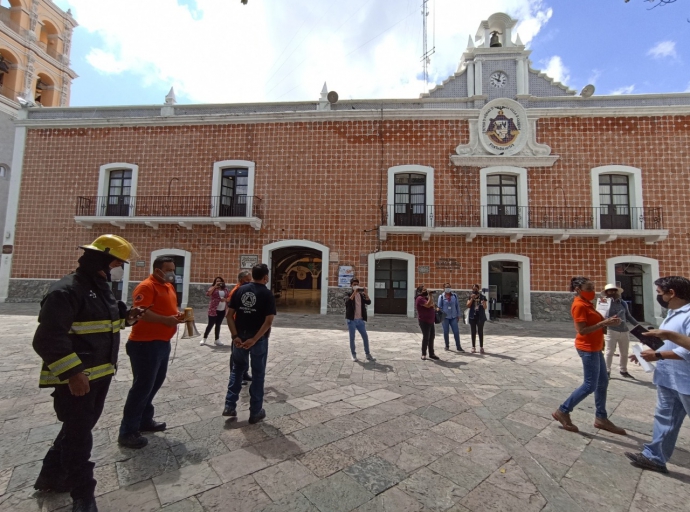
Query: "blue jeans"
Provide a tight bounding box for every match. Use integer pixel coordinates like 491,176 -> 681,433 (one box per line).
347,319 -> 370,357
559,349 -> 609,419
442,317 -> 461,349
225,336 -> 268,416
642,385 -> 690,466
119,341 -> 170,437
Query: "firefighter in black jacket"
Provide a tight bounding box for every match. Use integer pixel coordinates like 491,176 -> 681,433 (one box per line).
32,235 -> 144,512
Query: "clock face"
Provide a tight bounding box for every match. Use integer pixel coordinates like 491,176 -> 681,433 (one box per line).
490,71 -> 508,88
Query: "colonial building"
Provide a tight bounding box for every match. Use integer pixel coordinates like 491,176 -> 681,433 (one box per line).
0,0 -> 77,264
1,13 -> 688,324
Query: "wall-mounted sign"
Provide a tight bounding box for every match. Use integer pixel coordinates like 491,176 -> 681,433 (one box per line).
240,254 -> 259,269
418,265 -> 430,274
2,245 -> 12,255
435,258 -> 460,270
338,265 -> 354,287
135,260 -> 146,267
329,252 -> 339,262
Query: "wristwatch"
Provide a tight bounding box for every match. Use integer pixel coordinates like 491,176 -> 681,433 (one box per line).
655,352 -> 663,360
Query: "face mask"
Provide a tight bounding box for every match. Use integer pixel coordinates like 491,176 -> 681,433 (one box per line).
444,288 -> 451,294
580,290 -> 596,301
657,294 -> 669,309
158,269 -> 176,283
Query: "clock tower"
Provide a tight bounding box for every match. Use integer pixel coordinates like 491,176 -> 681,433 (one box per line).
423,12 -> 575,104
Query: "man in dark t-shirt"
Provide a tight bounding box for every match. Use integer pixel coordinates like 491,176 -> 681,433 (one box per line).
223,263 -> 276,423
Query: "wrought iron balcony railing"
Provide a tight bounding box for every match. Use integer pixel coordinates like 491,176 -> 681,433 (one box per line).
76,195 -> 262,219
381,205 -> 663,230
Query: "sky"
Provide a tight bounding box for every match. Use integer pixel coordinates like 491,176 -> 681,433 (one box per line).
51,0 -> 690,107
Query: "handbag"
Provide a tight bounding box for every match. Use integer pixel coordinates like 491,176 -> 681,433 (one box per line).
434,309 -> 445,324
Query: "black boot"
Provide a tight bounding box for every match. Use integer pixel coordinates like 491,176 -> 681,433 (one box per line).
73,496 -> 98,512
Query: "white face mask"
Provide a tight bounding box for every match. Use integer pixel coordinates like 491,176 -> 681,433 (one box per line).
444,288 -> 452,293
158,269 -> 176,283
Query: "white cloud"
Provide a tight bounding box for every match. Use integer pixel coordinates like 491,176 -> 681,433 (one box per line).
647,40 -> 677,59
610,85 -> 635,95
542,55 -> 570,85
587,69 -> 602,85
56,0 -> 555,104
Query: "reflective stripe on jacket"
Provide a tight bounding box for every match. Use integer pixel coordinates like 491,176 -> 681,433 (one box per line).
33,269 -> 128,388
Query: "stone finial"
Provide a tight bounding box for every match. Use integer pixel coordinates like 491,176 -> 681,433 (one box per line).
467,35 -> 474,49
317,82 -> 330,111
320,82 -> 328,100
165,87 -> 177,105
515,33 -> 523,46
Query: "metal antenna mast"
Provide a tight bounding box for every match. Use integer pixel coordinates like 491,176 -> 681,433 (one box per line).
421,0 -> 435,92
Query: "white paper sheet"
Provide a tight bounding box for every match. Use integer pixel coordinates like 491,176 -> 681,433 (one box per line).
632,343 -> 656,373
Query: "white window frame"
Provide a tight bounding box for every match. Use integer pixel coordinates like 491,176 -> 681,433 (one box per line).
387,165 -> 434,227
96,163 -> 139,217
480,166 -> 528,228
591,165 -> 643,230
212,160 -> 256,217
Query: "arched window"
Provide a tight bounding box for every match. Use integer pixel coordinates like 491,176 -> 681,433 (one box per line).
0,49 -> 20,101
34,72 -> 57,106
386,165 -> 434,227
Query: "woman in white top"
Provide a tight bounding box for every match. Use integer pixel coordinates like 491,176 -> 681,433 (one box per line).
202,276 -> 228,346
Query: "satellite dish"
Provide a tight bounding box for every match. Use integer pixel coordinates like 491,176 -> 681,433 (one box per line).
580,84 -> 595,98
327,91 -> 339,104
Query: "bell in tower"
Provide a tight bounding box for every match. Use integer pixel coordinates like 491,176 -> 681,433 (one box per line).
490,31 -> 502,48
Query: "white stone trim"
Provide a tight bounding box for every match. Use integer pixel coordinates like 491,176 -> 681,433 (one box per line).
211,160 -> 256,217
142,249 -> 192,309
479,166 -> 528,228
0,125 -> 27,302
261,240 -> 329,315
591,166 -> 643,230
481,253 -> 532,321
96,163 -> 139,217
387,165 -> 434,227
606,255 -> 662,326
367,251 -> 416,318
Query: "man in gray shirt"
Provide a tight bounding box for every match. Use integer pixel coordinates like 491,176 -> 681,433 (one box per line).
602,283 -> 639,379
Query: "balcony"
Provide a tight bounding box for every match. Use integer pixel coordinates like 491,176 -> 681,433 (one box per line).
74,196 -> 262,230
0,7 -> 27,38
379,205 -> 667,244
36,41 -> 62,61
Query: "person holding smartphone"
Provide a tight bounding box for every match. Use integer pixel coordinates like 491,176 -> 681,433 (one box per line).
201,276 -> 229,346
466,284 -> 488,354
345,278 -> 374,362
416,285 -> 439,361
625,276 -> 690,474
601,283 -> 639,379
552,277 -> 626,436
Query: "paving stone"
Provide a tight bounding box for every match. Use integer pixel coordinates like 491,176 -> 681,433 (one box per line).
196,474 -> 272,512
170,436 -> 229,467
354,486 -> 427,512
428,452 -> 492,492
152,460 -> 222,506
499,418 -> 541,445
264,415 -> 306,435
159,497 -> 204,512
181,416 -> 227,440
431,420 -> 479,445
253,459 -> 318,501
219,424 -> 274,451
264,402 -> 300,418
323,415 -> 372,436
286,398 -> 322,411
94,463 -> 120,497
256,491 -> 320,512
343,455 -> 407,495
300,471 -> 374,512
365,389 -> 402,402
398,467 -> 467,512
26,423 -> 62,445
291,424 -> 345,451
291,407 -> 336,427
208,447 -> 268,483
0,468 -> 12,495
298,443 -> 356,478
253,435 -> 304,464
98,480 -> 161,512
6,460 -> 41,493
116,448 -> 179,487
411,405 -> 455,424
379,441 -> 441,473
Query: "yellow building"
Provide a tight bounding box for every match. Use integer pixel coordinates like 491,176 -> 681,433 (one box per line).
0,0 -> 77,107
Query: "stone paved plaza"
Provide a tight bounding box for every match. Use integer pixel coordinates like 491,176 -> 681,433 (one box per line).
1,303 -> 689,512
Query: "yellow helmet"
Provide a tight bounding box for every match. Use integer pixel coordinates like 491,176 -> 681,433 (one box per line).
79,234 -> 139,263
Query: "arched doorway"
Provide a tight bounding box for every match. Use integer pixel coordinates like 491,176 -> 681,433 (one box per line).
607,255 -> 662,326
367,251 -> 415,318
481,253 -> 532,321
146,249 -> 192,308
262,240 -> 329,315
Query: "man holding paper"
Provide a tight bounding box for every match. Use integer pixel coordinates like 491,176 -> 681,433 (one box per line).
626,276 -> 690,474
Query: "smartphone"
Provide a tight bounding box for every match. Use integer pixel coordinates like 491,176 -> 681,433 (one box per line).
630,325 -> 665,351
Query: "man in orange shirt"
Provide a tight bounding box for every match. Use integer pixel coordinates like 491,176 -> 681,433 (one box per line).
118,256 -> 184,449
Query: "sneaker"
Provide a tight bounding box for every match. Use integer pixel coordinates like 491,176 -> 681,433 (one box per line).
365,354 -> 375,361
620,371 -> 635,379
429,354 -> 440,360
139,421 -> 166,432
34,474 -> 70,493
214,340 -> 225,346
551,409 -> 579,433
352,355 -> 358,362
248,409 -> 266,424
72,496 -> 98,512
222,407 -> 237,417
200,338 -> 206,346
625,452 -> 669,473
117,432 -> 148,449
594,417 -> 627,436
